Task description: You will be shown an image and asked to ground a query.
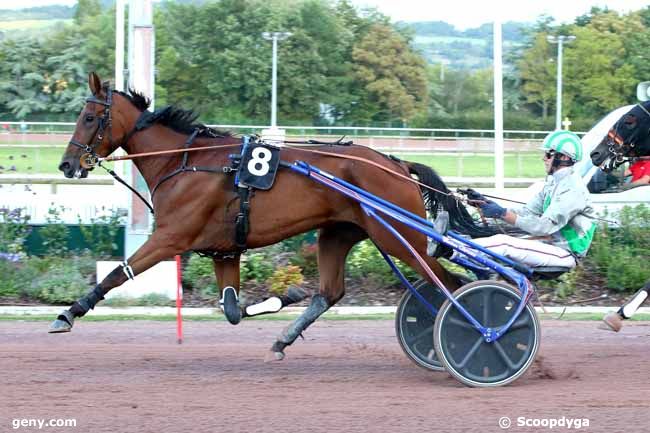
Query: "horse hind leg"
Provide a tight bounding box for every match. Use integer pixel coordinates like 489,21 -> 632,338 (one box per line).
266,223 -> 367,362
242,286 -> 309,318
214,255 -> 309,323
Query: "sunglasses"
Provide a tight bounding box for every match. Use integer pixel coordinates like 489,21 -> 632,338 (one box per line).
544,150 -> 555,160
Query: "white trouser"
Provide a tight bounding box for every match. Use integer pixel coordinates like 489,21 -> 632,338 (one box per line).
471,234 -> 577,269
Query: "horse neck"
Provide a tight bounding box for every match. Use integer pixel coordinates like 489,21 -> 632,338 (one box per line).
122,125 -> 237,191
122,125 -> 191,191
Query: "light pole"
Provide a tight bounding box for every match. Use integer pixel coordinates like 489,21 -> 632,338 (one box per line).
547,35 -> 576,130
261,31 -> 292,129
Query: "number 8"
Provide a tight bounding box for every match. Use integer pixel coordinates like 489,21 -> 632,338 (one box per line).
247,147 -> 272,176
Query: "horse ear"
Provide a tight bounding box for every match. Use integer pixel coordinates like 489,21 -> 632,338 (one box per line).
88,72 -> 102,96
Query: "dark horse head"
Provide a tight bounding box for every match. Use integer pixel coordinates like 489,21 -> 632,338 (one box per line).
590,101 -> 650,172
59,72 -> 146,178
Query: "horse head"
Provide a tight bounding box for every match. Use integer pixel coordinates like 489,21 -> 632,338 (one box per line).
59,72 -> 144,178
590,101 -> 650,172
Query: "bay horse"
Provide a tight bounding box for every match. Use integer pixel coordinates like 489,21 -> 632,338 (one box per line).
52,72 -> 491,361
591,102 -> 650,331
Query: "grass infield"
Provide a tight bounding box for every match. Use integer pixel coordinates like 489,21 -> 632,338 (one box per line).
0,145 -> 545,178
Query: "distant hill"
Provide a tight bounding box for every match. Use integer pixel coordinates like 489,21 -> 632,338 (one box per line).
399,20 -> 532,70
1,5 -> 530,71
0,5 -> 75,21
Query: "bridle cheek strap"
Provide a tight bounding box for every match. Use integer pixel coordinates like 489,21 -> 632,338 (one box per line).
67,89 -> 114,163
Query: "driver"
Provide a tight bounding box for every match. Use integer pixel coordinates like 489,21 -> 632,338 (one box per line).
466,130 -> 597,268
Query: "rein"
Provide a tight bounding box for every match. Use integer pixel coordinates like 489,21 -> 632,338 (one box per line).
96,140 -> 461,201
98,143 -> 242,163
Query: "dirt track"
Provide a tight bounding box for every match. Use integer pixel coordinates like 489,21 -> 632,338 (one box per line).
1,319 -> 649,433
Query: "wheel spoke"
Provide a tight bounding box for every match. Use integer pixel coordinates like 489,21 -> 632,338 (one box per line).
493,340 -> 518,371
403,323 -> 434,345
447,315 -> 477,330
456,335 -> 484,369
482,287 -> 492,325
509,315 -> 532,331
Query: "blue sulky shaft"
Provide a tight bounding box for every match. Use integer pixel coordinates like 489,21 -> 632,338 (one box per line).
287,160 -> 532,342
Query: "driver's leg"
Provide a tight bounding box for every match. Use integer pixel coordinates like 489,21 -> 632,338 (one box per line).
472,234 -> 576,268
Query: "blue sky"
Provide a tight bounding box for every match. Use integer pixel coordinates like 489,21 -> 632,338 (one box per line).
4,0 -> 650,29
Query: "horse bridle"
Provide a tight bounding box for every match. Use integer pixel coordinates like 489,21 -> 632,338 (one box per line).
68,86 -> 115,169
605,102 -> 650,168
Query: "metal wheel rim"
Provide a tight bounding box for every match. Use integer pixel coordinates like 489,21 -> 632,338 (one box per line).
395,280 -> 446,372
433,281 -> 540,387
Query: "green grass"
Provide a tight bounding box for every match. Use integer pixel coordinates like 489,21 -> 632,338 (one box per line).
395,153 -> 545,178
0,146 -> 63,174
0,145 -> 545,178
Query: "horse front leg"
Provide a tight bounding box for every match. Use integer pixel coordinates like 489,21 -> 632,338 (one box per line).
214,256 -> 309,325
213,256 -> 243,325
48,231 -> 185,333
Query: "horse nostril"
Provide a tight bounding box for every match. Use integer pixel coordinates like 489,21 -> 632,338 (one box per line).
59,161 -> 70,172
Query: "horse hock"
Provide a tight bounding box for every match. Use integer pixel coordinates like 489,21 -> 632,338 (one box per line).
266,294 -> 330,362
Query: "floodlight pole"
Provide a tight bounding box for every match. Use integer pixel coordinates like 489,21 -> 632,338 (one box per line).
547,35 -> 576,130
493,19 -> 504,192
262,31 -> 292,128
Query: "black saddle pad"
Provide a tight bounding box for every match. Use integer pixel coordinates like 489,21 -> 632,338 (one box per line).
237,141 -> 281,190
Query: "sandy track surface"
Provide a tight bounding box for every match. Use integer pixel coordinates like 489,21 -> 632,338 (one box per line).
1,320 -> 649,433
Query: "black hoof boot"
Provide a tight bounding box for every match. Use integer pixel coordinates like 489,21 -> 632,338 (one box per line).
48,310 -> 75,333
282,286 -> 309,306
220,286 -> 242,325
265,341 -> 287,362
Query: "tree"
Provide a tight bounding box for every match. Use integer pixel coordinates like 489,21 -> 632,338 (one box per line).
563,23 -> 636,119
0,38 -> 49,119
517,34 -> 555,119
351,24 -> 428,123
74,0 -> 101,25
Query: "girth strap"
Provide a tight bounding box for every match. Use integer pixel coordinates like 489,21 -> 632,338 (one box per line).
235,186 -> 251,249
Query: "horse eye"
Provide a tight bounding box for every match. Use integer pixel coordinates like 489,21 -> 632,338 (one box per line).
84,114 -> 95,123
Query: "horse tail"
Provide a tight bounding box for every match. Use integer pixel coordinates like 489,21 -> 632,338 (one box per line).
404,161 -> 496,238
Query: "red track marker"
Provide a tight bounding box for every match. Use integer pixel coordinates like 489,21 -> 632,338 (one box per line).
175,255 -> 183,344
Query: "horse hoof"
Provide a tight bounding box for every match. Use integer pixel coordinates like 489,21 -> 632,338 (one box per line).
221,287 -> 241,325
601,312 -> 624,332
48,311 -> 74,333
264,350 -> 285,363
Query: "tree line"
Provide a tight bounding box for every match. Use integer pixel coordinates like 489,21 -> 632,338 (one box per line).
0,0 -> 649,131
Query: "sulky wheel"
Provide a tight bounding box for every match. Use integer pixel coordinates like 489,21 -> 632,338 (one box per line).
394,279 -> 448,371
433,280 -> 540,387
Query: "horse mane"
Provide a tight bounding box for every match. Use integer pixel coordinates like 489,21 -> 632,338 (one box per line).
116,88 -> 232,138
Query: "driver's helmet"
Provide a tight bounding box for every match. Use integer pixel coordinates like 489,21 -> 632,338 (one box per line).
540,130 -> 583,162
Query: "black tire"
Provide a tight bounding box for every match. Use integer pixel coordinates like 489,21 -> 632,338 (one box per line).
433,281 -> 540,387
395,279 -> 448,371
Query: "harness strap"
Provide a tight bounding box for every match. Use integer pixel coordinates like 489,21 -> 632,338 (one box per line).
150,166 -> 235,199
98,161 -> 155,214
181,129 -> 201,169
235,186 -> 251,249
